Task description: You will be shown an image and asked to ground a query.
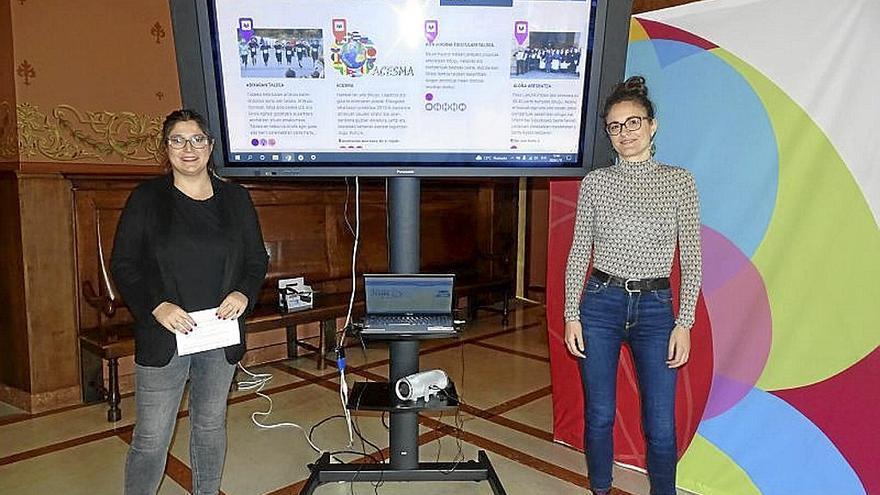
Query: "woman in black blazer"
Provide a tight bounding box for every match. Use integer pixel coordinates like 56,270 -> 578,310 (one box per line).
112,109 -> 268,495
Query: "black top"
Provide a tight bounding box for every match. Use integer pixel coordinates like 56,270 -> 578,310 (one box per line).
111,175 -> 269,366
169,186 -> 227,312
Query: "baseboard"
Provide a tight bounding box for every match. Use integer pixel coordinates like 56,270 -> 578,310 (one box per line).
0,383 -> 81,414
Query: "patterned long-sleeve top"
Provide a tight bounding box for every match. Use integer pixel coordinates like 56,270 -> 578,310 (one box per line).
563,158 -> 702,329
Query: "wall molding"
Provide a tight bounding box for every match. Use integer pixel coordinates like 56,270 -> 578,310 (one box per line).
16,103 -> 163,163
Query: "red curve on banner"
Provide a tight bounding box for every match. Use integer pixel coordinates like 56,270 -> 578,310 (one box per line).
772,347 -> 880,495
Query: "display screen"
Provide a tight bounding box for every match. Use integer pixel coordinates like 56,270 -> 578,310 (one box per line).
204,0 -> 603,176
364,275 -> 454,314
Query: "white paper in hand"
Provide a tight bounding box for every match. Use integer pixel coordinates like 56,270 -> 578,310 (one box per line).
175,308 -> 240,356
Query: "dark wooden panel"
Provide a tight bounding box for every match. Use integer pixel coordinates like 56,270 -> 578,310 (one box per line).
422,184 -> 481,274
259,203 -> 330,278
491,180 -> 519,279
0,173 -> 30,392
72,182 -> 135,331
70,177 -> 518,326
17,175 -> 80,402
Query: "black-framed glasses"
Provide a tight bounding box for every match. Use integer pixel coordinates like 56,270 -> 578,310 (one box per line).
605,116 -> 649,136
167,134 -> 212,150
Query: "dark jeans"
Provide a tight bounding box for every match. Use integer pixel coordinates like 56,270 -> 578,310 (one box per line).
578,275 -> 678,495
124,349 -> 236,495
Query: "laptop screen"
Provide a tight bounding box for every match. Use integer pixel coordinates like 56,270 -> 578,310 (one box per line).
364,275 -> 454,315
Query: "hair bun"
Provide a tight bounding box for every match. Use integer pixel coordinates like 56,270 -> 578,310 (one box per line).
600,75 -> 655,120
621,75 -> 648,96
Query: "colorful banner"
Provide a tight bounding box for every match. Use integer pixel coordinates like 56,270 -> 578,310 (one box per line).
547,1 -> 880,494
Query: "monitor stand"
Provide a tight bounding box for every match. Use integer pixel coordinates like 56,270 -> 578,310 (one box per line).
299,177 -> 506,494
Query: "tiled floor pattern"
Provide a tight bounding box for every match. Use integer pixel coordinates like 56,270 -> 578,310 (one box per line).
0,304 -> 668,495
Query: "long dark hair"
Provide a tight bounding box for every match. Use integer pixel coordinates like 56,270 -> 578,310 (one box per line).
600,75 -> 655,121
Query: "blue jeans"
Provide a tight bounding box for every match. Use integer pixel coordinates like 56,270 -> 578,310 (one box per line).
578,275 -> 678,495
124,349 -> 236,495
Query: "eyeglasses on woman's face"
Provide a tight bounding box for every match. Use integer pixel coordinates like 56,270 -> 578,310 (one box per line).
167,134 -> 212,150
605,116 -> 650,136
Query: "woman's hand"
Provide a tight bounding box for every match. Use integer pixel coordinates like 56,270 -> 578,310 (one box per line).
152,302 -> 196,334
667,325 -> 691,368
217,291 -> 248,320
564,320 -> 586,358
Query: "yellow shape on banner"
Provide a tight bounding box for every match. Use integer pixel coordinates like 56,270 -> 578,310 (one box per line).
629,18 -> 649,43
678,434 -> 761,495
714,49 -> 880,391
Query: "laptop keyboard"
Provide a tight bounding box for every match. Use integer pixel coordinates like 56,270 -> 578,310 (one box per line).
370,315 -> 451,327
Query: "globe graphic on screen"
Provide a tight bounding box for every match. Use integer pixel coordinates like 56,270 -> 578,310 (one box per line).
340,40 -> 366,70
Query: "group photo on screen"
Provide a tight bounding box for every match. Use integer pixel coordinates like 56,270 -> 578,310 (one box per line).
238,28 -> 324,79
511,31 -> 583,80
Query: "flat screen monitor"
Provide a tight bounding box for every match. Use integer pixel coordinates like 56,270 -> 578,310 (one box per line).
170,0 -> 632,177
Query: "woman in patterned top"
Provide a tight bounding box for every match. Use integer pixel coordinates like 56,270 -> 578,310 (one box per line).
563,76 -> 702,495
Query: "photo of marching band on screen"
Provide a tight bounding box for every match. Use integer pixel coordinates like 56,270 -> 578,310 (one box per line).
238,28 -> 324,79
510,31 -> 583,80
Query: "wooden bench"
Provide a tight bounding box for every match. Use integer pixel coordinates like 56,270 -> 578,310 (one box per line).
80,276 -> 509,422
71,177 -> 516,422
80,285 -> 366,421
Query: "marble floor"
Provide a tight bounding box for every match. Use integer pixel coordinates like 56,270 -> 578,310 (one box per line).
0,303 -> 667,495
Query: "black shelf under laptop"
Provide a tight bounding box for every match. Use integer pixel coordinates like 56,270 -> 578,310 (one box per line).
348,381 -> 460,411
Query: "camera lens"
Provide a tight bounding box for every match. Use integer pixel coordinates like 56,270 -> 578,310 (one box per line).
397,381 -> 410,399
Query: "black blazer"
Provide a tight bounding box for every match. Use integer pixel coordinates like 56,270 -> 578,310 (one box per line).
110,175 -> 269,366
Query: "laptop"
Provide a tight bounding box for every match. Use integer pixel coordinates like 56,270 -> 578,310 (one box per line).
361,274 -> 456,335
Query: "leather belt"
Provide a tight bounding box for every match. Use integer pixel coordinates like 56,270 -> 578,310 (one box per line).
592,268 -> 670,293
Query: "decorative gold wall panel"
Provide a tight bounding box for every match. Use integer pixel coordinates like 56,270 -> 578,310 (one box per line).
17,103 -> 163,163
